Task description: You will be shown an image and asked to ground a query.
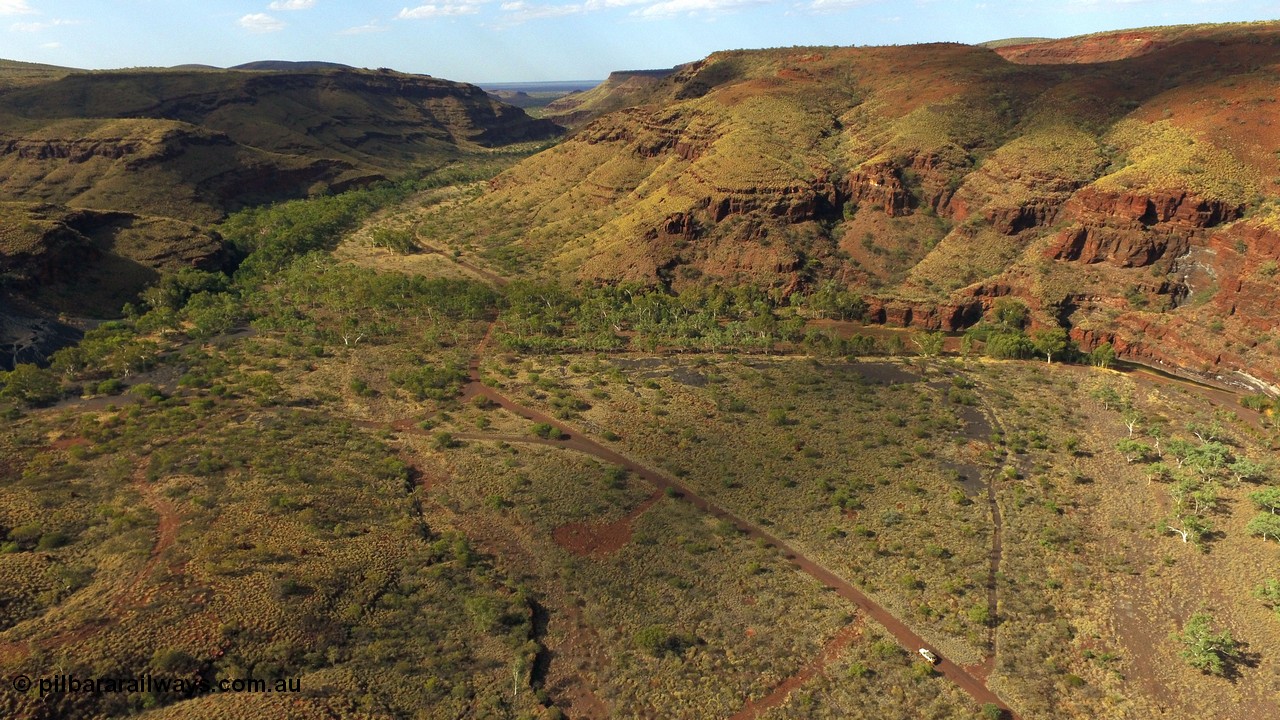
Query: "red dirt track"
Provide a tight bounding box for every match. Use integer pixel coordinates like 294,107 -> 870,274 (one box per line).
458,326 -> 1021,718
728,622 -> 863,720
551,492 -> 662,556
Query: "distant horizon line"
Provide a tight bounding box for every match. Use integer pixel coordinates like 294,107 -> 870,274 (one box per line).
5,17 -> 1280,85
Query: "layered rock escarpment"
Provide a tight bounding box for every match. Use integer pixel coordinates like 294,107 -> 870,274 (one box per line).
0,203 -> 227,292
419,24 -> 1280,386
0,68 -> 561,221
545,69 -> 676,128
1047,188 -> 1243,267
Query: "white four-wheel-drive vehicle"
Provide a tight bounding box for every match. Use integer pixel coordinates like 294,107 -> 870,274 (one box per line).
918,648 -> 940,664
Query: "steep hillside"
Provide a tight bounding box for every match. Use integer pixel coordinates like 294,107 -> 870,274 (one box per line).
992,21 -> 1278,64
0,201 -> 229,368
0,68 -> 561,222
0,59 -> 77,90
416,21 -> 1280,392
544,68 -> 675,127
0,66 -> 560,344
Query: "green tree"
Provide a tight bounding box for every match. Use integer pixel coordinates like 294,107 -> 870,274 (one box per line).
0,364 -> 61,406
1115,439 -> 1152,464
1089,342 -> 1116,368
1249,487 -> 1280,514
1091,385 -> 1123,411
1161,513 -> 1213,548
913,330 -> 945,358
807,280 -> 866,321
1255,578 -> 1280,616
984,331 -> 1033,360
1186,441 -> 1232,477
1031,327 -> 1069,364
1173,612 -> 1241,677
1229,458 -> 1271,485
1246,513 -> 1280,543
992,298 -> 1029,329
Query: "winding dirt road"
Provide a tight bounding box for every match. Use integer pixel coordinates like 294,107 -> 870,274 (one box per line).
453,324 -> 1021,718
0,464 -> 181,664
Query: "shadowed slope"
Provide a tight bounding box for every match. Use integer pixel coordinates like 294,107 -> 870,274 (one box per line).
416,21 -> 1280,392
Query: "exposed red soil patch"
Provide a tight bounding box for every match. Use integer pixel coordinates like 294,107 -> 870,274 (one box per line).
545,601 -> 611,720
48,436 -> 89,451
0,466 -> 182,665
415,465 -> 450,492
0,618 -> 111,666
552,492 -> 661,557
138,474 -> 180,559
460,380 -> 1018,715
729,622 -> 863,720
994,31 -> 1168,65
0,640 -> 30,664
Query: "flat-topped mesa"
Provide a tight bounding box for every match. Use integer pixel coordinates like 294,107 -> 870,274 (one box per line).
544,68 -> 676,127
0,67 -> 560,222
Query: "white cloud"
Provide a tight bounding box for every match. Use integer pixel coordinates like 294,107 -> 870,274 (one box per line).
498,1 -> 584,21
0,0 -> 34,16
40,41 -> 59,49
10,18 -> 79,33
398,3 -> 484,18
340,20 -> 389,34
634,0 -> 767,17
238,13 -> 286,33
807,0 -> 876,12
583,0 -> 651,7
269,0 -> 316,8
496,0 -> 768,24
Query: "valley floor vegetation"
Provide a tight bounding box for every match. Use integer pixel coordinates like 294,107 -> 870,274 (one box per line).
2,179 -> 1278,720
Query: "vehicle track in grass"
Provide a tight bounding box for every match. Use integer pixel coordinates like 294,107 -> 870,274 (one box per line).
727,621 -> 864,720
449,322 -> 1021,718
0,463 -> 182,665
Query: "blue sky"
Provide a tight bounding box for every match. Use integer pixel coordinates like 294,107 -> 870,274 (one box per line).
1,1 -> 1277,82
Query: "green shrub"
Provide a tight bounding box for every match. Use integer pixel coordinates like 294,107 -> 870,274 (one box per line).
984,331 -> 1034,360
370,227 -> 418,254
390,364 -> 467,401
633,625 -> 696,656
130,383 -> 165,401
35,532 -> 70,551
95,378 -> 125,395
530,423 -> 562,440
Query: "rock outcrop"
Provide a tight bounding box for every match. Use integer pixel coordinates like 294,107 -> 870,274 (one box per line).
0,68 -> 561,221
844,164 -> 911,217
1047,189 -> 1242,267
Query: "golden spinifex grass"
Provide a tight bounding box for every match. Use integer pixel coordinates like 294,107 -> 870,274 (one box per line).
489,353 -> 1280,720
416,438 -> 863,719
0,331 -> 551,720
